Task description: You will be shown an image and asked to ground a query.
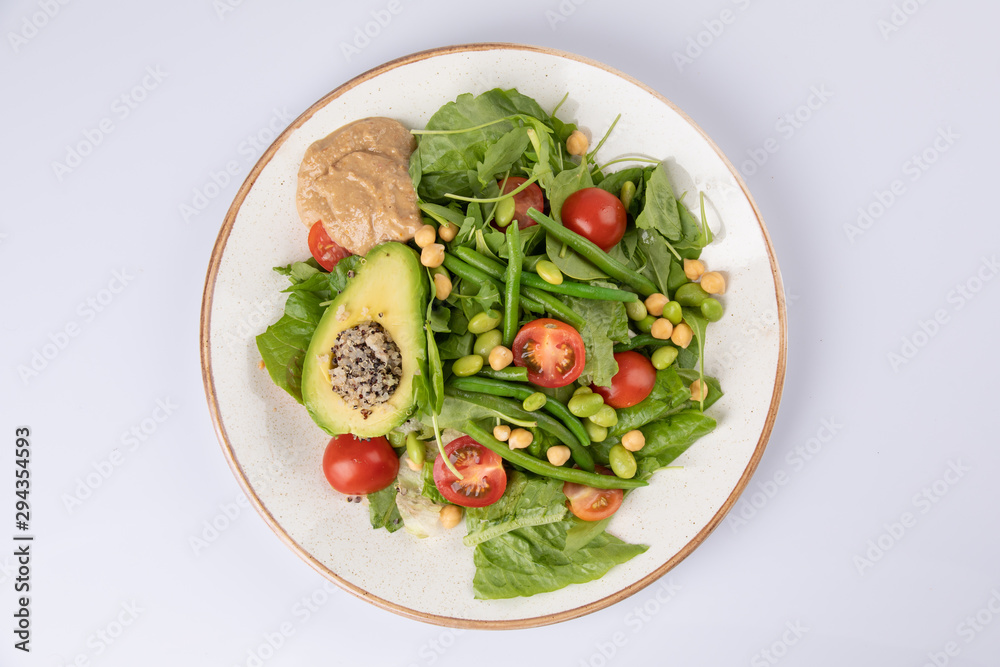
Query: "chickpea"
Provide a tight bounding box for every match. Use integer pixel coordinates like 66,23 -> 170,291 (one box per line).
420,243 -> 445,268
650,318 -> 674,340
684,258 -> 706,281
644,292 -> 668,317
690,379 -> 709,401
508,428 -> 533,450
405,457 -> 423,471
433,272 -> 453,300
439,504 -> 463,529
671,322 -> 693,348
414,224 -> 437,248
621,430 -> 646,452
437,221 -> 458,242
488,345 -> 514,370
546,445 -> 571,466
701,271 -> 726,295
493,424 -> 511,442
566,130 -> 589,156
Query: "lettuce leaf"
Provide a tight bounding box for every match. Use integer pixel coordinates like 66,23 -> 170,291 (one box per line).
464,472 -> 567,547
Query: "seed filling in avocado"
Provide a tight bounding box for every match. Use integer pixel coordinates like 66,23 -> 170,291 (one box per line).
328,321 -> 403,418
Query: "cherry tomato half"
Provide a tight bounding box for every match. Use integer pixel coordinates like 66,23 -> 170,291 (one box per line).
308,221 -> 352,271
511,318 -> 586,388
592,351 -> 657,409
560,187 -> 627,251
563,466 -> 624,521
498,177 -> 545,230
322,434 -> 399,495
433,436 -> 507,507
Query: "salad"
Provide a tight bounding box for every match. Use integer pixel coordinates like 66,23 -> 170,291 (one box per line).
256,88 -> 727,600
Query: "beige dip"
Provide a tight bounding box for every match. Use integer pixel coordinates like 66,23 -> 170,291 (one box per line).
296,117 -> 422,255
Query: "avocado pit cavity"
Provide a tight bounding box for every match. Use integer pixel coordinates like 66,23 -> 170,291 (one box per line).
329,321 -> 403,419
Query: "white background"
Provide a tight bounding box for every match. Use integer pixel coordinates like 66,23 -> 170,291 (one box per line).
2,1 -> 999,666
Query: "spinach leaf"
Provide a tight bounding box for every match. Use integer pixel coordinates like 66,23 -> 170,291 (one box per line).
635,229 -> 675,295
476,127 -> 530,186
637,409 -> 717,476
255,290 -> 326,404
368,484 -> 403,533
609,368 -> 690,437
472,516 -> 647,599
464,472 -> 567,546
595,167 -> 644,197
546,235 -> 609,280
548,160 -> 593,221
436,331 -> 473,360
635,163 -> 681,241
567,287 -> 629,387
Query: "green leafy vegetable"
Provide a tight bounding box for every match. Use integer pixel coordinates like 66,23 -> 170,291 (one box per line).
635,163 -> 681,241
568,286 -> 630,387
464,472 -> 567,546
368,484 -> 402,533
256,288 -> 326,403
637,409 -> 717,476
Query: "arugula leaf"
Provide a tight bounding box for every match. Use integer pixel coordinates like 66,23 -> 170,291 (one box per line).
472,516 -> 647,599
635,163 -> 681,241
255,290 -> 326,403
464,472 -> 567,546
567,287 -> 629,387
368,484 -> 403,533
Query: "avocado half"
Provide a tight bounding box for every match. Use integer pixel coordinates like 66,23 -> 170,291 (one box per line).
301,242 -> 428,437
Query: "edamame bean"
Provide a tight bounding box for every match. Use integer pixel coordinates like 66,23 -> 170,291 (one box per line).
495,196 -> 516,228
625,300 -> 647,321
636,315 -> 656,334
619,181 -> 636,211
452,354 -> 484,377
568,392 -> 604,418
522,391 -> 547,412
474,330 -> 503,357
674,282 -> 710,308
589,405 -> 618,428
609,444 -> 637,479
406,432 -> 425,467
651,345 -> 679,370
535,260 -> 563,285
468,309 -> 502,334
573,386 -> 593,396
584,420 -> 608,442
662,300 -> 683,325
700,298 -> 724,322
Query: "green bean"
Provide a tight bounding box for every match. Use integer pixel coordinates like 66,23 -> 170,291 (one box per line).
405,432 -> 425,467
568,392 -> 604,418
442,253 -> 505,294
461,421 -> 645,489
674,282 -> 710,308
448,376 -> 591,463
452,354 -> 484,377
614,333 -> 676,353
478,366 -> 529,382
522,286 -> 586,329
526,208 -> 658,296
468,310 -> 502,335
522,391 -> 547,412
651,345 -> 679,369
474,330 -> 503,357
452,247 -> 638,303
609,444 -> 637,479
503,223 -> 522,348
444,387 -> 594,470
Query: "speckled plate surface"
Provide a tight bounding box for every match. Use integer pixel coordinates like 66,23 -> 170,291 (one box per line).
200,43 -> 786,628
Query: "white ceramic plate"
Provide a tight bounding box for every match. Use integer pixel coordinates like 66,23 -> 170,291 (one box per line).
200,44 -> 786,628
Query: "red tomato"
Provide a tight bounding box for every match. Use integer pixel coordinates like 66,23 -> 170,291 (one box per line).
592,351 -> 657,409
560,187 -> 627,251
511,318 -> 586,388
498,177 -> 545,230
563,467 -> 623,521
433,436 -> 507,507
322,434 -> 398,495
308,221 -> 352,271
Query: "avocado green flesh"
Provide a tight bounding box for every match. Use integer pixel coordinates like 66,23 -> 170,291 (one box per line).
302,242 -> 428,437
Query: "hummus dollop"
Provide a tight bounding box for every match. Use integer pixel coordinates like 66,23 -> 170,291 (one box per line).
296,117 -> 422,255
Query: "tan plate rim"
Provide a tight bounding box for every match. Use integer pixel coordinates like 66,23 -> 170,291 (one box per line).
199,42 -> 787,630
